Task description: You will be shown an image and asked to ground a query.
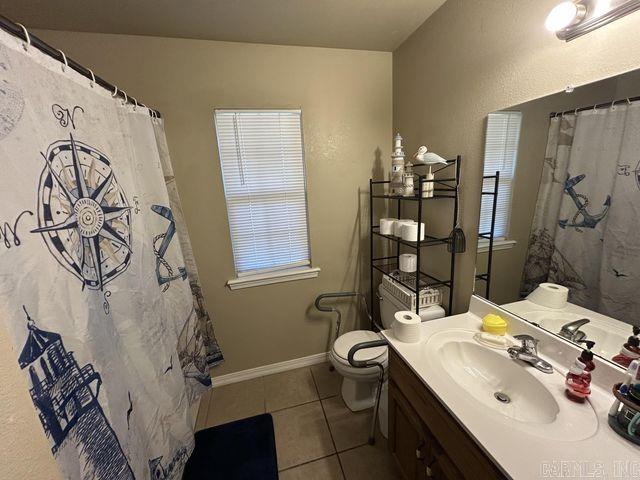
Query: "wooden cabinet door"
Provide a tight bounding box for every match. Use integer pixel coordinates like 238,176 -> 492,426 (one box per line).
389,380 -> 428,480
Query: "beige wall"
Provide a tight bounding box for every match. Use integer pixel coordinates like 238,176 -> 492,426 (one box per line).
394,0 -> 640,312
0,31 -> 391,479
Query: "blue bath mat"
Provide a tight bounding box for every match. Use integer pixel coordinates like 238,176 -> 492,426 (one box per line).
183,413 -> 278,479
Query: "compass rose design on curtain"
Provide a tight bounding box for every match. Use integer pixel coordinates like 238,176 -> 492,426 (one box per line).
31,133 -> 132,290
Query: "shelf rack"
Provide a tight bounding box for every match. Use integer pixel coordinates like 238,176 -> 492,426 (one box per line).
475,172 -> 500,299
369,156 -> 461,318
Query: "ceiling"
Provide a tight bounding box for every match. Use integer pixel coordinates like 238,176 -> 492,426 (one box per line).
1,0 -> 445,52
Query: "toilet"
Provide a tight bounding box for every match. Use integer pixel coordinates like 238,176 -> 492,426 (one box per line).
328,284 -> 445,414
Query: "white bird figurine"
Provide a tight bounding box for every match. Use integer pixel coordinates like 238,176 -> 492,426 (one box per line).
413,145 -> 448,165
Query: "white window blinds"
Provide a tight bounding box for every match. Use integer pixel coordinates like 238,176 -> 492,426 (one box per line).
479,111 -> 522,238
214,110 -> 311,277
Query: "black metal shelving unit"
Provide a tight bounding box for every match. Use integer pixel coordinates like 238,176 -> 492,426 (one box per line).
369,156 -> 461,318
475,171 -> 500,299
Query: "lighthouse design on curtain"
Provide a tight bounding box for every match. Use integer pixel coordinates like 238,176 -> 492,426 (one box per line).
18,308 -> 134,480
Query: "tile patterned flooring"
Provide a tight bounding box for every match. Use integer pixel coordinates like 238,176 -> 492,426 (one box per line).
195,363 -> 402,479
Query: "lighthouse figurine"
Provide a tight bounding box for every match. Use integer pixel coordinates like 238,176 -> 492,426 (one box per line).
390,133 -> 406,196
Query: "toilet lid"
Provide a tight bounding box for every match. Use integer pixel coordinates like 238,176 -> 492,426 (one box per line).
332,330 -> 387,362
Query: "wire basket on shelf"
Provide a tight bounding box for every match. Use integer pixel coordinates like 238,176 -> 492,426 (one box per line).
382,269 -> 442,311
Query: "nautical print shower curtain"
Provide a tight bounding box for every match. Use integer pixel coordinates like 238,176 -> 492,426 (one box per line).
0,29 -> 219,479
522,102 -> 640,325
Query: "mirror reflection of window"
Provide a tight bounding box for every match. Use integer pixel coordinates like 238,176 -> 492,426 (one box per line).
479,111 -> 522,246
475,68 -> 640,370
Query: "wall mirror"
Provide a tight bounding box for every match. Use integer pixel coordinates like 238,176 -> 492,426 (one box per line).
474,67 -> 640,369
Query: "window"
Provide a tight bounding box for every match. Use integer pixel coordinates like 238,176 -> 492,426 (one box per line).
214,110 -> 318,289
478,111 -> 522,250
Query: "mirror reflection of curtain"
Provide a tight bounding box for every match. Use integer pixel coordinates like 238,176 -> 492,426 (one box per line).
522,102 -> 640,324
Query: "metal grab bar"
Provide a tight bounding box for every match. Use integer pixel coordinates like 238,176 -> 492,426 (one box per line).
313,291 -> 381,339
347,339 -> 389,445
314,292 -> 357,340
314,292 -> 358,311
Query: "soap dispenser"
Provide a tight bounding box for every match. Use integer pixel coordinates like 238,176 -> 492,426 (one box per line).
565,342 -> 596,402
612,334 -> 640,368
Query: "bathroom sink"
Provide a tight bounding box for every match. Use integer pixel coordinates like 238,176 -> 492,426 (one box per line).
423,329 -> 598,441
437,340 -> 559,424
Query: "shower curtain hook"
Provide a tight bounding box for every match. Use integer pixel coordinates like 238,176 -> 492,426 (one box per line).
88,68 -> 96,88
131,96 -> 138,111
57,49 -> 68,72
611,100 -> 617,110
121,90 -> 128,106
627,98 -> 632,105
16,23 -> 30,51
112,85 -> 118,97
574,108 -> 579,116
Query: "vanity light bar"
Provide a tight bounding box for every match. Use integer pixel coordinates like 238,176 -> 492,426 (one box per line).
547,0 -> 640,41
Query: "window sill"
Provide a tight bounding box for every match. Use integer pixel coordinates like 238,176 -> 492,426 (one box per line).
477,238 -> 516,253
227,267 -> 321,290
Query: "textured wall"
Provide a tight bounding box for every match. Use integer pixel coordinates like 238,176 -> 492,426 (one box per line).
0,30 -> 391,479
394,0 -> 640,312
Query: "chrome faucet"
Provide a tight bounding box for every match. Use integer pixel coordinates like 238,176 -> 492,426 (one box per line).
507,334 -> 554,374
559,318 -> 590,342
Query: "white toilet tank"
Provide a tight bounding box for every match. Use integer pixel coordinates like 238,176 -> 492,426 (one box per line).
378,284 -> 445,329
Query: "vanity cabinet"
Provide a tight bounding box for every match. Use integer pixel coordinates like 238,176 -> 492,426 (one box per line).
388,349 -> 506,480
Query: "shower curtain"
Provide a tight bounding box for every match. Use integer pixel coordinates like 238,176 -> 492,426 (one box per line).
522,101 -> 640,325
0,29 -> 221,479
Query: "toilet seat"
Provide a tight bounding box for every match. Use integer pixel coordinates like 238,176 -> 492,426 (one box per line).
329,330 -> 388,412
331,330 -> 387,366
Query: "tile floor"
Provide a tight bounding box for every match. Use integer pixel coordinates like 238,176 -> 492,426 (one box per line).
195,363 -> 403,479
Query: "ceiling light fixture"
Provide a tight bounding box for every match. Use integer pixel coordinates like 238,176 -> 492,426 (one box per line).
545,2 -> 586,31
545,0 -> 640,41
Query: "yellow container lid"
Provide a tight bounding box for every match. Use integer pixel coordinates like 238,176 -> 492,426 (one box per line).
482,314 -> 507,336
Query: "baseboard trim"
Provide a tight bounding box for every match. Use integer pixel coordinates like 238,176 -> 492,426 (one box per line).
212,351 -> 329,387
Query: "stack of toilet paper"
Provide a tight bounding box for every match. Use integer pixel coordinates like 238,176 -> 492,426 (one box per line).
393,311 -> 421,343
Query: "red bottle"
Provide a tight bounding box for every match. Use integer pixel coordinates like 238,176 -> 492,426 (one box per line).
612,336 -> 640,368
565,342 -> 595,403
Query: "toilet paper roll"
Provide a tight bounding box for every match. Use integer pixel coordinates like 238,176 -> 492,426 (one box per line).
401,222 -> 426,242
393,219 -> 413,237
399,253 -> 417,273
526,282 -> 569,309
393,310 -> 422,343
379,218 -> 397,235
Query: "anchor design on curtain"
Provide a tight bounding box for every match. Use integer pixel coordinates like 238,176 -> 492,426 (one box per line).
558,174 -> 611,230
151,204 -> 187,291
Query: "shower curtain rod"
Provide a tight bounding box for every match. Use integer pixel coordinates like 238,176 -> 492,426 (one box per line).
0,14 -> 162,118
549,94 -> 640,118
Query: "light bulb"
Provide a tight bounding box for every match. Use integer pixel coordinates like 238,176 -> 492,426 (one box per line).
545,1 -> 579,31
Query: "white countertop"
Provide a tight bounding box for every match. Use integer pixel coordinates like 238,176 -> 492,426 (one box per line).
382,297 -> 640,479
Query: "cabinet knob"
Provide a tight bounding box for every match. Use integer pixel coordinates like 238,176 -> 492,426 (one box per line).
415,440 -> 425,459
